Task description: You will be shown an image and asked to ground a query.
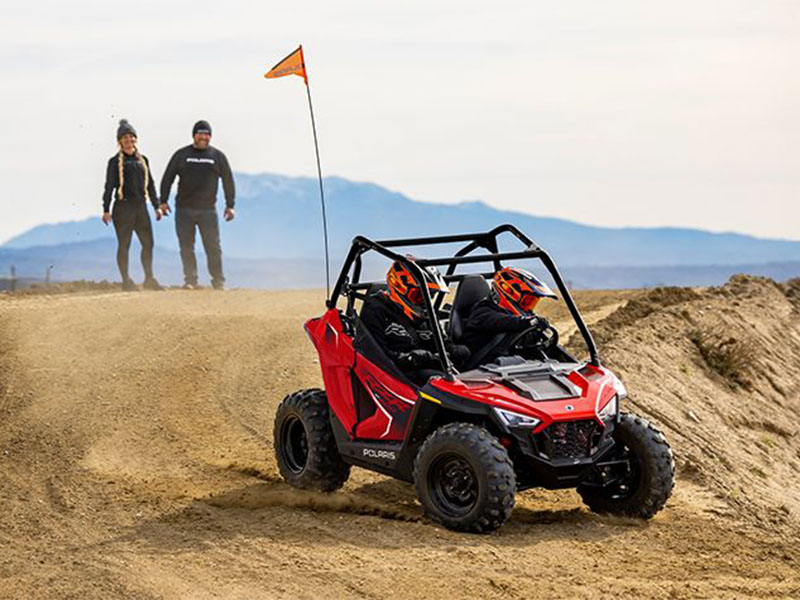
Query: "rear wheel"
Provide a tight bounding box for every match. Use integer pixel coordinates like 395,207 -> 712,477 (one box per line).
273,389 -> 350,492
578,412 -> 674,519
413,423 -> 516,533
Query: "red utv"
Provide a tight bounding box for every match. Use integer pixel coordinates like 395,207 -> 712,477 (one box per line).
274,225 -> 675,533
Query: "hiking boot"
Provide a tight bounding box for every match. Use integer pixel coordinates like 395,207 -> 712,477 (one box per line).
142,277 -> 164,291
212,281 -> 225,291
121,279 -> 139,292
182,283 -> 200,290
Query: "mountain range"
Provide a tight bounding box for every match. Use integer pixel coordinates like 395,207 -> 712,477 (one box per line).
2,173 -> 798,288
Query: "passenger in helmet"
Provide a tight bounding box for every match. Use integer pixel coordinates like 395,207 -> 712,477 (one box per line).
361,257 -> 470,384
460,266 -> 557,365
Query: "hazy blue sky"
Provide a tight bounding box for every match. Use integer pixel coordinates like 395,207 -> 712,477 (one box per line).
0,0 -> 797,243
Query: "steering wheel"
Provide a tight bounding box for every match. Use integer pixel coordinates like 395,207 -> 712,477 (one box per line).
507,324 -> 559,354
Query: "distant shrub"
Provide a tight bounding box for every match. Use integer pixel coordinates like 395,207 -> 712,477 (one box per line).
689,327 -> 756,387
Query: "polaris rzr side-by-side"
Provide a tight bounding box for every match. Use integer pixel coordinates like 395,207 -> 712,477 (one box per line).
274,224 -> 675,533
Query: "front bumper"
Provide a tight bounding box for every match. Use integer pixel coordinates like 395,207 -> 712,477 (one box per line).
510,417 -> 617,490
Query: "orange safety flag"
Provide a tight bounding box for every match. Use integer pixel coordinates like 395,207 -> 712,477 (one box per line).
264,45 -> 307,84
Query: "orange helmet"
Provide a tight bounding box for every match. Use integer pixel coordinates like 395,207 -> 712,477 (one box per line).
493,266 -> 557,316
387,258 -> 448,319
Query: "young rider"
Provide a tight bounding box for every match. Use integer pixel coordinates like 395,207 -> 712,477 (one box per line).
361,258 -> 469,384
101,119 -> 163,291
460,266 -> 556,364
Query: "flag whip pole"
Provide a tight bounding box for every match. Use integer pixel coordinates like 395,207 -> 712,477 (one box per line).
300,47 -> 330,299
264,44 -> 330,298
304,76 -> 330,299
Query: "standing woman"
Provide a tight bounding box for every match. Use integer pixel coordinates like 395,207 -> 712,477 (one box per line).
102,119 -> 163,291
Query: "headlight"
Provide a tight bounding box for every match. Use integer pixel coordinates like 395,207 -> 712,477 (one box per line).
494,407 -> 541,429
597,395 -> 618,420
611,374 -> 627,399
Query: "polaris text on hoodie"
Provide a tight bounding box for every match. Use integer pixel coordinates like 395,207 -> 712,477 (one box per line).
160,145 -> 235,210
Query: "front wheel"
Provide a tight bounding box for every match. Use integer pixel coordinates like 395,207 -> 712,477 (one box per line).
413,423 -> 516,533
273,388 -> 350,492
578,412 -> 675,519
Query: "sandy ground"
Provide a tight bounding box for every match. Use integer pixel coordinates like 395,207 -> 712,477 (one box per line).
0,282 -> 798,599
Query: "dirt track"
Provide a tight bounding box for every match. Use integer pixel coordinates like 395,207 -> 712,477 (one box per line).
1,282 -> 799,599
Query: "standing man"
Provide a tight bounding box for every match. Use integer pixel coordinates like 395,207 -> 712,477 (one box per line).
159,120 -> 235,290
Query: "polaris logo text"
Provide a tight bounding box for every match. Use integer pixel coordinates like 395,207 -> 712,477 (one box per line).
362,448 -> 397,461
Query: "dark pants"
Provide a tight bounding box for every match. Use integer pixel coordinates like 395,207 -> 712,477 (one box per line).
175,207 -> 223,286
112,202 -> 154,282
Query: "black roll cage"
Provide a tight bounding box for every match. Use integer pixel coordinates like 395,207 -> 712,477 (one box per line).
327,224 -> 600,378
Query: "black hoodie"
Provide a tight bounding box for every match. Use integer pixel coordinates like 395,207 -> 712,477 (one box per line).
160,145 -> 235,210
102,153 -> 158,212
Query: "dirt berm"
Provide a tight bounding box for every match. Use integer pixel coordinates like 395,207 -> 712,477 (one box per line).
0,278 -> 798,599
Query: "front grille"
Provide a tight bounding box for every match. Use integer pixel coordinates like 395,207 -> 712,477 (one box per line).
534,420 -> 598,460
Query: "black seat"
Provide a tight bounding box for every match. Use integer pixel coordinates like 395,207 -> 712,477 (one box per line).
449,275 -> 492,343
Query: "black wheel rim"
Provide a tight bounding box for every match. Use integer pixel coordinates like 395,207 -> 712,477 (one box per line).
280,415 -> 309,474
428,453 -> 479,517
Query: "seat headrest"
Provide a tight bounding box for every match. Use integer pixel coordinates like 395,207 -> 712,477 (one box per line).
452,275 -> 491,312
449,275 -> 492,342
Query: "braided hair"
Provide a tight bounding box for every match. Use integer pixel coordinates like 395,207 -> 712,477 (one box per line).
116,131 -> 149,202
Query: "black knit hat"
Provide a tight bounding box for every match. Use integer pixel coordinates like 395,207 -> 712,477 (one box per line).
192,120 -> 212,136
116,119 -> 137,140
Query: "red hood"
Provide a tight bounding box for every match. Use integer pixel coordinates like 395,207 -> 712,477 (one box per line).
429,363 -> 618,428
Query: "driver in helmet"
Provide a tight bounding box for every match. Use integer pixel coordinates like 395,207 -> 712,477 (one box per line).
461,266 -> 557,364
361,257 -> 470,384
